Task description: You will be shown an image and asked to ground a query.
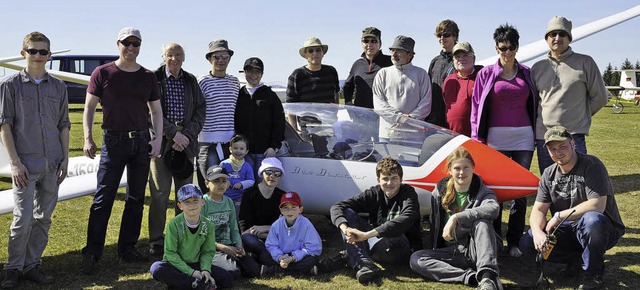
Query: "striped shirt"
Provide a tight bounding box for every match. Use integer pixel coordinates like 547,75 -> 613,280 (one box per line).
197,74 -> 239,143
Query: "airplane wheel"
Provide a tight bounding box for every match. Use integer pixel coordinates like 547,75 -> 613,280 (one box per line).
612,102 -> 624,114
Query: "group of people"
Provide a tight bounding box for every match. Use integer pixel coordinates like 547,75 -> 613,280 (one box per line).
0,13 -> 625,290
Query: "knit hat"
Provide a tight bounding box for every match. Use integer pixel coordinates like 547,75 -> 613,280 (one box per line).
177,184 -> 203,202
544,126 -> 573,145
205,39 -> 234,60
258,157 -> 284,177
545,16 -> 572,41
280,191 -> 302,207
362,27 -> 381,41
389,35 -> 415,53
205,165 -> 229,181
299,37 -> 328,58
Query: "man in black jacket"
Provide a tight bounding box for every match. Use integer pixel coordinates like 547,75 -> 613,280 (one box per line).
329,157 -> 423,284
148,43 -> 206,256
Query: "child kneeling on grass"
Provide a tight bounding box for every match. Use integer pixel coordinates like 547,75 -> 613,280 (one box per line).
262,191 -> 322,276
150,184 -> 232,290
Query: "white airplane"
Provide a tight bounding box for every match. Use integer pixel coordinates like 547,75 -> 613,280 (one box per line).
605,69 -> 640,113
0,5 -> 639,215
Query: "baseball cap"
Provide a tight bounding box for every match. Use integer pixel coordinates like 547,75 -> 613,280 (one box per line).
453,42 -> 474,55
117,27 -> 142,41
206,165 -> 229,181
544,126 -> 573,145
362,27 -> 381,40
241,57 -> 264,73
280,191 -> 302,207
177,184 -> 203,202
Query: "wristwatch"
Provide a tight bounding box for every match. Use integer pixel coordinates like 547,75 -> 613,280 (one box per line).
553,211 -> 561,221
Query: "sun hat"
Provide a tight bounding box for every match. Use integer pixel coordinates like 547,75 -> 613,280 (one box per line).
258,157 -> 284,177
299,37 -> 328,58
389,35 -> 415,53
205,39 -> 234,60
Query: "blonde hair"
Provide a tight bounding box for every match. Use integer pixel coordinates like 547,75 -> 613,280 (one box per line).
442,147 -> 475,212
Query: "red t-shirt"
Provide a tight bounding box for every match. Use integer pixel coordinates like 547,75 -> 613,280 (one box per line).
442,69 -> 478,137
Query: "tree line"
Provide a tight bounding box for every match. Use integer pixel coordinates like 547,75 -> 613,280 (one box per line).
602,58 -> 640,85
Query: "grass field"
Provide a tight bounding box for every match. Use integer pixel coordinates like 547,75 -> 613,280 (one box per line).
0,101 -> 638,289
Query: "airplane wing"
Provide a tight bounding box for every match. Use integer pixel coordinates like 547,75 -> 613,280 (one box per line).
0,50 -> 89,85
478,5 -> 640,66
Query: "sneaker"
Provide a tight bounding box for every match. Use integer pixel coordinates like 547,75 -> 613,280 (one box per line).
309,265 -> 318,276
260,265 -> 277,277
119,247 -> 149,263
476,277 -> 499,290
1,269 -> 20,288
319,250 -> 347,273
22,265 -> 54,285
355,259 -> 380,285
79,254 -> 98,275
578,274 -> 603,290
148,244 -> 164,257
193,279 -> 216,290
508,246 -> 522,258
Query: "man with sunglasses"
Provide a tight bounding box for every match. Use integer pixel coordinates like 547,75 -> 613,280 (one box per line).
531,16 -> 608,174
343,27 -> 392,108
0,31 -> 70,288
81,27 -> 163,274
428,19 -> 460,128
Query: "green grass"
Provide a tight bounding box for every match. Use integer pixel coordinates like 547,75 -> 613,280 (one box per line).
1,101 -> 639,289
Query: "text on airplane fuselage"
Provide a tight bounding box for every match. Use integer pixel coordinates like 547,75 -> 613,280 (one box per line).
289,166 -> 367,180
67,161 -> 100,177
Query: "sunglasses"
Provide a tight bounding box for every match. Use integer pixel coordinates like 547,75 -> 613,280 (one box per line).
547,31 -> 568,38
362,39 -> 379,44
306,47 -> 323,54
436,33 -> 452,38
25,49 -> 49,56
263,169 -> 283,177
497,44 -> 518,52
119,40 -> 141,47
211,54 -> 230,60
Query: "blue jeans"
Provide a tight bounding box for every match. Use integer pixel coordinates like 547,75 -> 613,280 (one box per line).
5,170 -> 59,271
83,131 -> 151,259
519,211 -> 622,276
340,208 -> 412,267
150,261 -> 233,289
245,153 -> 265,183
536,134 -> 586,174
494,150 -> 533,247
242,233 -> 272,265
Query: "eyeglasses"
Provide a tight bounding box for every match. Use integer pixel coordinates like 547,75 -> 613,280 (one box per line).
547,31 -> 568,38
211,54 -> 230,61
497,44 -> 517,52
306,47 -> 323,54
436,33 -> 452,38
362,39 -> 379,44
263,169 -> 283,177
119,40 -> 141,47
25,49 -> 49,56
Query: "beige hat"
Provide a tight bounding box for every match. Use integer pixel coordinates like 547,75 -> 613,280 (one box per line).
544,126 -> 573,145
117,27 -> 141,41
299,37 -> 328,58
545,16 -> 572,41
453,42 -> 474,55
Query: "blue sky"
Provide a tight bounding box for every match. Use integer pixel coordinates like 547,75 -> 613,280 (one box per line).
1,1 -> 639,84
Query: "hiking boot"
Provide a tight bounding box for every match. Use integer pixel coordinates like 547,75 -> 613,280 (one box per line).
477,276 -> 504,290
355,259 -> 380,285
578,274 -> 603,290
79,254 -> 98,275
148,244 -> 164,257
318,250 -> 347,273
260,265 -> 277,277
22,265 -> 54,285
1,269 -> 20,288
119,247 -> 149,263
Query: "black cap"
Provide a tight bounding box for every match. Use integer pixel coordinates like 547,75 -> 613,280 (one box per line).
241,57 -> 264,73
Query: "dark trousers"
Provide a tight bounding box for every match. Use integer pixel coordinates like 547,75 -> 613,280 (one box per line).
83,131 -> 151,259
264,255 -> 319,275
494,150 -> 533,248
242,233 -> 273,265
519,211 -> 622,276
340,208 -> 412,268
150,261 -> 233,289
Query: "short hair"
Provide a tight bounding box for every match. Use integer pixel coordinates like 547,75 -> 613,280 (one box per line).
22,31 -> 50,51
375,157 -> 403,178
435,19 -> 460,38
162,43 -> 184,55
229,134 -> 249,148
493,23 -> 519,46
